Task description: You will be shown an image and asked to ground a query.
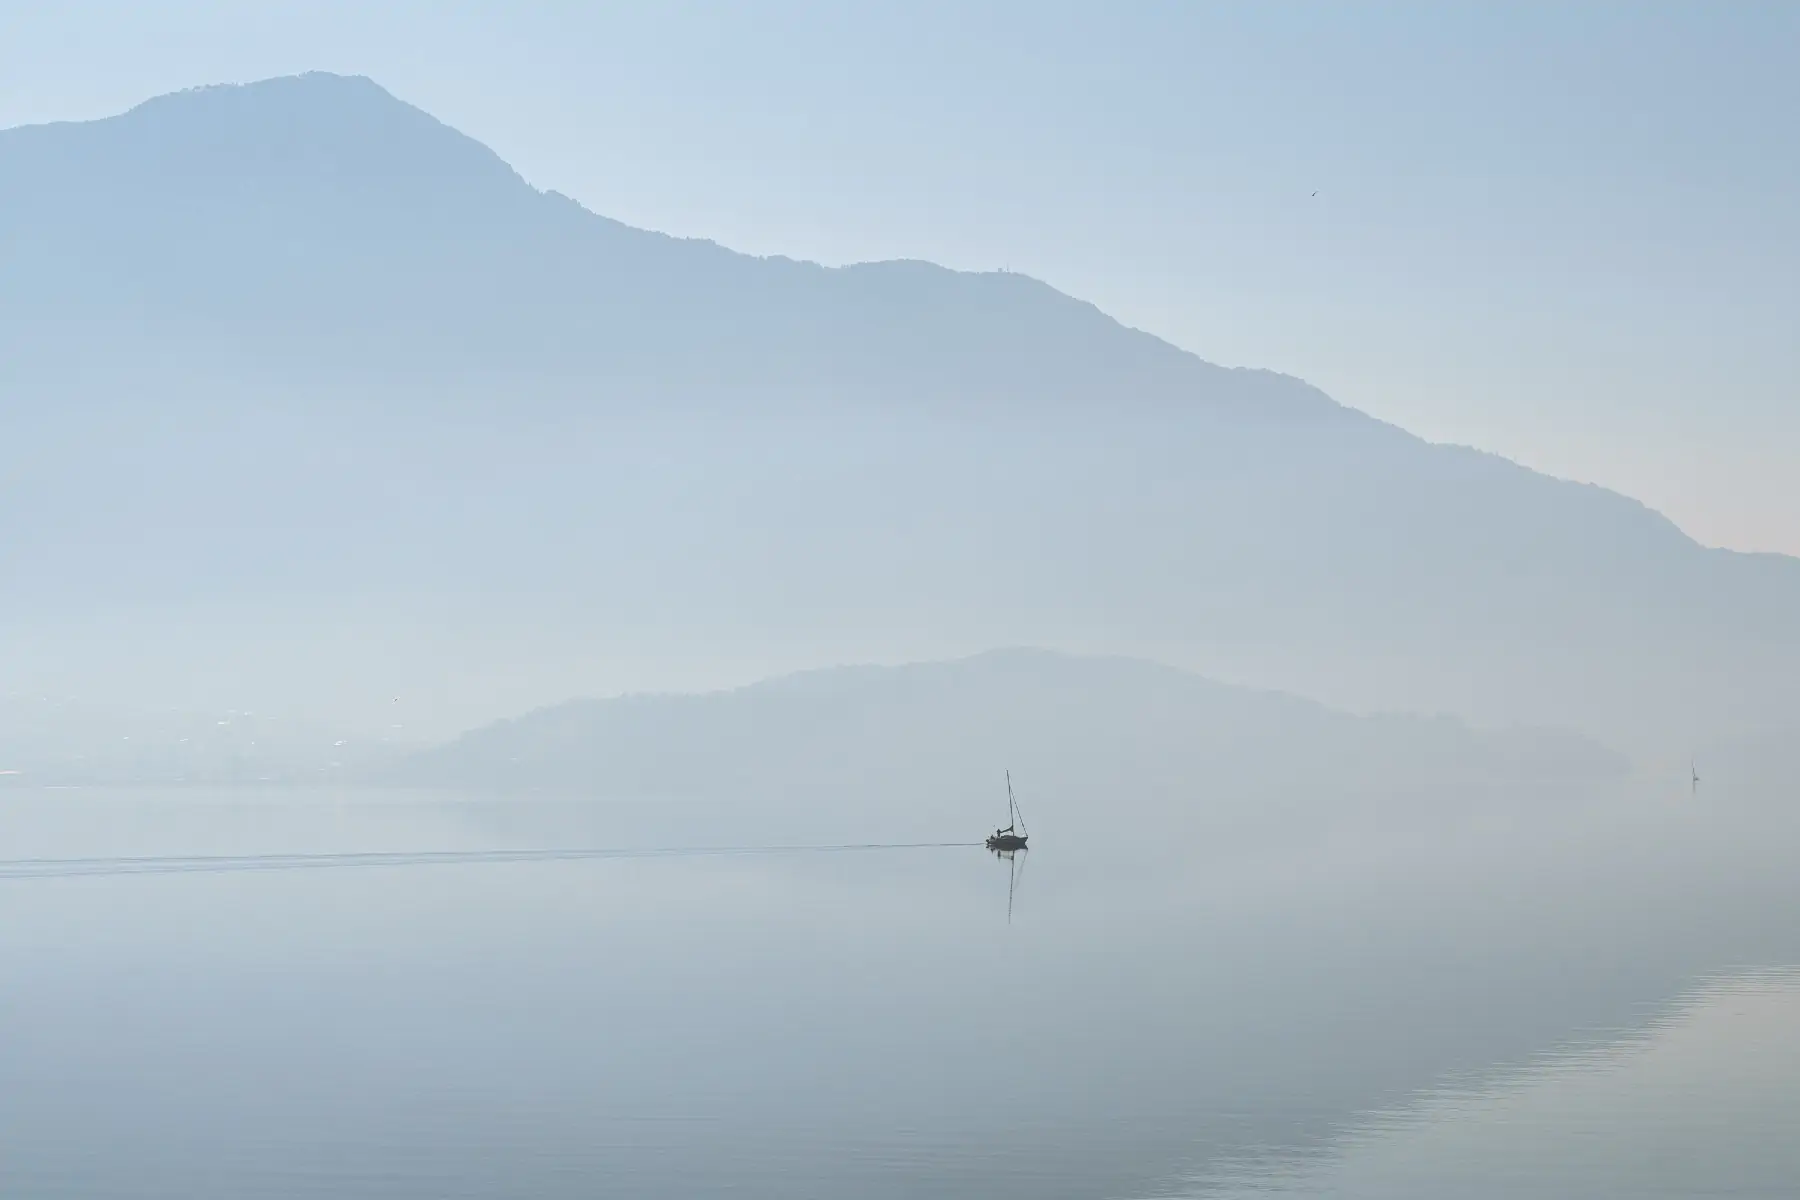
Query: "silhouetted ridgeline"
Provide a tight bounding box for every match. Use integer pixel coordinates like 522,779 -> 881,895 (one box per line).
393,651 -> 1629,840
4,73 -> 1798,749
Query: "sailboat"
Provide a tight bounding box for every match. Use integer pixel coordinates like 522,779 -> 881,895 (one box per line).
986,771 -> 1030,852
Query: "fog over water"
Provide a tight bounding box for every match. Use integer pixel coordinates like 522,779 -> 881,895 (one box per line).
4,60 -> 1798,1199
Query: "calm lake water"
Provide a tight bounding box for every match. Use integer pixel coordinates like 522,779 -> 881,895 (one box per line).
1,784 -> 1797,1198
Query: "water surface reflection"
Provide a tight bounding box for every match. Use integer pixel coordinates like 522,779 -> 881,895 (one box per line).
1191,968 -> 1800,1198
0,786 -> 1795,1197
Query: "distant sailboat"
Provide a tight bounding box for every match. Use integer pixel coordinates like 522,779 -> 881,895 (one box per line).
986,771 -> 1029,852
1692,760 -> 1700,793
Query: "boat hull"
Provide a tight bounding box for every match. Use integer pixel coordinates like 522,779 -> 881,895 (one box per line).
986,834 -> 1028,852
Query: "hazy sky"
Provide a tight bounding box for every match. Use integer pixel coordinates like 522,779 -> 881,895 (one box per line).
4,1 -> 1796,554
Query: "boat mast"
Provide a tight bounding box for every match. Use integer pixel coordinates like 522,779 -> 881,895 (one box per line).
1002,770 -> 1027,837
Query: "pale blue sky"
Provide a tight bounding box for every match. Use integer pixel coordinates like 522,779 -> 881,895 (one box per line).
5,2 -> 1796,552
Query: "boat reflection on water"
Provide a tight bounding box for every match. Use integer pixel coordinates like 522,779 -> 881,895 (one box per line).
993,842 -> 1027,924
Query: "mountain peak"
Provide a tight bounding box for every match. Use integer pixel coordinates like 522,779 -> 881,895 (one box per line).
130,71 -> 394,112
4,72 -> 523,195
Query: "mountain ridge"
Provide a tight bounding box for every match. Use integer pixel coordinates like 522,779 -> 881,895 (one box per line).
393,649 -> 1631,852
3,71 -> 1794,749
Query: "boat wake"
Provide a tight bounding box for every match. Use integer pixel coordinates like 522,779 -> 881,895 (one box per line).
0,842 -> 983,881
